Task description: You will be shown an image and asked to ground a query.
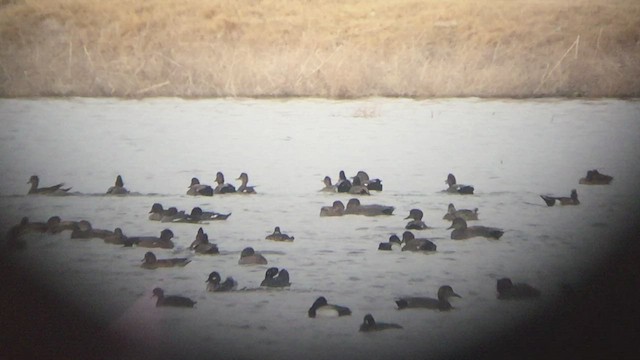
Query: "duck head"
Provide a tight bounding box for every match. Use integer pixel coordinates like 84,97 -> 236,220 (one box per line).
160,229 -> 174,241
150,203 -> 163,213
308,296 -> 329,317
405,209 -> 424,221
115,175 -> 124,187
240,247 -> 256,258
438,285 -> 462,300
215,172 -> 225,185
206,271 -> 222,285
189,177 -> 200,187
446,173 -> 457,186
152,287 -> 164,299
346,198 -> 361,210
28,175 -> 39,185
447,217 -> 468,230
143,252 -> 157,263
264,267 -> 279,279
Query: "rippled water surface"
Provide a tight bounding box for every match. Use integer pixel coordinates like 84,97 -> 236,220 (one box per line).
1,98 -> 639,359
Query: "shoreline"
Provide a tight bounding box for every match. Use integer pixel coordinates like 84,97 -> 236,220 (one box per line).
1,0 -> 639,98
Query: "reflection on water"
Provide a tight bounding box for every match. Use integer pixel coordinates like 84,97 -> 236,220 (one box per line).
1,98 -> 640,359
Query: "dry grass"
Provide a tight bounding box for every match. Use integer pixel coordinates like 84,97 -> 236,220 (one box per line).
0,0 -> 638,98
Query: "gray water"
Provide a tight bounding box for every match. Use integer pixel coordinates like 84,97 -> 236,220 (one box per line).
1,97 -> 639,359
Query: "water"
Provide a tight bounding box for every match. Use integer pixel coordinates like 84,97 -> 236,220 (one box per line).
1,97 -> 639,359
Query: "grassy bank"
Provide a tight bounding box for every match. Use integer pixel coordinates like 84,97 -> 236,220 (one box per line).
0,0 -> 638,98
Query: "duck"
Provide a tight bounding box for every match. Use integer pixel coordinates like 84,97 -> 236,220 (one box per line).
190,207 -> 231,221
579,169 -> 613,185
320,176 -> 337,192
378,234 -> 402,251
169,207 -> 210,224
540,189 -> 580,206
345,198 -> 394,216
444,173 -> 474,195
265,226 -> 294,242
152,288 -> 196,308
187,177 -> 214,196
103,228 -> 128,245
348,176 -> 370,195
27,175 -> 71,195
395,285 -> 461,311
320,200 -> 345,217
214,172 -> 236,194
497,278 -> 541,300
124,229 -> 175,249
160,207 -> 188,223
206,271 -> 238,292
45,216 -> 79,234
238,247 -> 268,265
141,251 -> 191,269
447,218 -> 504,240
354,171 -> 383,191
335,170 -> 352,193
148,203 -> 166,221
236,172 -> 257,194
404,209 -> 430,230
401,231 -> 436,252
359,314 -> 402,332
189,228 -> 220,254
106,175 -> 129,195
308,296 -> 351,318
70,220 -> 114,240
260,267 -> 291,288
442,203 -> 479,221
4,217 -> 31,250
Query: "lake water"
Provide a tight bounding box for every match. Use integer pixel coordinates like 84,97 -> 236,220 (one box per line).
1,97 -> 639,359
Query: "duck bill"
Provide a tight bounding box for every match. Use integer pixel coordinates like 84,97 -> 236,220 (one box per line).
404,215 -> 411,220
446,224 -> 454,230
452,293 -> 462,298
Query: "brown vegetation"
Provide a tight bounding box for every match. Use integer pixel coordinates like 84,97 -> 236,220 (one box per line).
0,0 -> 638,98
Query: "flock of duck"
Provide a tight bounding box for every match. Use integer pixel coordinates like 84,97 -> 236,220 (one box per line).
5,168 -> 613,332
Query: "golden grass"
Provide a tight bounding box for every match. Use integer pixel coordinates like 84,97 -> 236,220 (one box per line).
0,0 -> 638,98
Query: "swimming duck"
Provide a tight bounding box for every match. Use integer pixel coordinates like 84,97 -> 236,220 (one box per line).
378,234 -> 402,251
359,314 -> 402,332
345,198 -> 394,216
106,175 -> 129,195
540,189 -> 580,206
396,285 -> 461,311
444,174 -> 474,195
45,216 -> 79,234
187,177 -> 214,196
579,169 -> 613,185
189,228 -> 219,254
70,220 -> 114,240
4,217 -> 31,249
320,176 -> 337,192
103,228 -> 128,245
497,278 -> 541,300
348,176 -> 371,195
354,171 -> 383,191
238,247 -> 268,265
152,287 -> 196,308
260,267 -> 291,288
320,200 -> 345,217
190,207 -> 231,221
447,218 -> 504,240
265,226 -> 294,242
206,271 -> 238,292
169,207 -> 213,224
335,170 -> 352,193
308,296 -> 352,318
125,229 -> 175,249
141,251 -> 191,269
160,207 -> 188,223
27,175 -> 71,195
442,203 -> 479,221
236,172 -> 257,194
401,231 -> 436,252
214,172 -> 236,194
404,209 -> 430,230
